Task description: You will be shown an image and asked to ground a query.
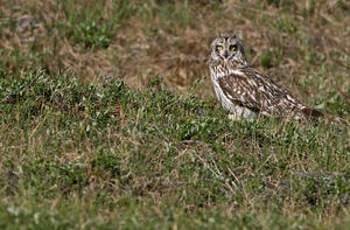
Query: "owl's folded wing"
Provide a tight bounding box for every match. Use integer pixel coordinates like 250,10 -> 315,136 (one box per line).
217,71 -> 314,118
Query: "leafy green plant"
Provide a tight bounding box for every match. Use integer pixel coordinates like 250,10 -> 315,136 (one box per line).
260,49 -> 274,68
57,0 -> 130,50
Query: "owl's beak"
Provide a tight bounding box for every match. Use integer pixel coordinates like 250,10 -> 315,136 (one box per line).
223,51 -> 229,59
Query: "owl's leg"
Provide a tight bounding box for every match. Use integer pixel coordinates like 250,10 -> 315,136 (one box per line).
228,106 -> 256,120
228,113 -> 241,121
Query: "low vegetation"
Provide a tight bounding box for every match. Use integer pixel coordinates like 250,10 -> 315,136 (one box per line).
0,0 -> 350,229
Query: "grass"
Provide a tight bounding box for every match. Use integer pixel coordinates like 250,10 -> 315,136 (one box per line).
0,0 -> 350,229
1,69 -> 350,229
57,0 -> 130,50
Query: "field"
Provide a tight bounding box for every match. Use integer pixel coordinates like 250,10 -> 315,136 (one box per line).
1,0 -> 350,229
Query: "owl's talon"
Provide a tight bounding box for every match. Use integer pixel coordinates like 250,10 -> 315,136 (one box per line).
228,114 -> 240,121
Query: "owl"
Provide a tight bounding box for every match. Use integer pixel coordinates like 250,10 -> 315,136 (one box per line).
209,32 -> 324,121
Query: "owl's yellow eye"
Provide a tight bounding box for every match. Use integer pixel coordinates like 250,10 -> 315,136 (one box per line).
230,45 -> 236,51
216,45 -> 223,51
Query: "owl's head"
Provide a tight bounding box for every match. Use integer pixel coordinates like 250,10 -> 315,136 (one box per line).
210,33 -> 248,66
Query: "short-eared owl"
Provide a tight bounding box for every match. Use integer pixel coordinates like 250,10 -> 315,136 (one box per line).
209,33 -> 323,121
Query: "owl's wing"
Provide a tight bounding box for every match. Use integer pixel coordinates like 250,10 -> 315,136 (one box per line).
217,68 -> 315,118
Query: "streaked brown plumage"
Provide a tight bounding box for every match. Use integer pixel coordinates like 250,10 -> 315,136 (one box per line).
209,33 -> 324,121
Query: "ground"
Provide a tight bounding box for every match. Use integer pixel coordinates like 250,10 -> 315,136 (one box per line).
0,0 -> 350,229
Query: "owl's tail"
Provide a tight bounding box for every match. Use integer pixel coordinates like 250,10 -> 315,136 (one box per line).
301,107 -> 324,120
301,107 -> 349,126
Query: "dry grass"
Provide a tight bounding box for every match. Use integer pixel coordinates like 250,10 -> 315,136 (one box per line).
1,0 -> 350,229
1,0 -> 349,100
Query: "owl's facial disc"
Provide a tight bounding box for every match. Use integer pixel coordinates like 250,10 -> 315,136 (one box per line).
210,34 -> 248,67
216,41 -> 237,60
212,37 -> 239,61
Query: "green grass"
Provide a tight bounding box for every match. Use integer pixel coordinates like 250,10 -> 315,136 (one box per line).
56,0 -> 130,50
0,69 -> 350,229
1,0 -> 350,229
